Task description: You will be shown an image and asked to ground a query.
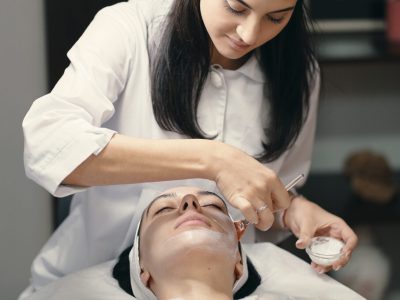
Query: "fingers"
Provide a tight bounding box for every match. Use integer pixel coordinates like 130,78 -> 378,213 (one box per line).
295,221 -> 316,249
311,250 -> 352,274
230,196 -> 274,231
232,175 -> 290,230
255,202 -> 274,231
214,149 -> 292,227
311,262 -> 332,274
331,222 -> 358,269
340,225 -> 358,256
331,251 -> 352,272
270,176 -> 291,211
230,196 -> 258,225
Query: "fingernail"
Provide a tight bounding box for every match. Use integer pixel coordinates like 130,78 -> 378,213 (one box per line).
250,219 -> 258,225
296,239 -> 303,246
345,252 -> 350,258
333,265 -> 341,271
264,223 -> 273,231
318,268 -> 324,274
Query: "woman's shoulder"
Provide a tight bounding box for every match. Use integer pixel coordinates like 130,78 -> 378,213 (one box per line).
129,0 -> 174,25
75,0 -> 173,54
90,0 -> 172,30
93,0 -> 173,48
87,2 -> 146,40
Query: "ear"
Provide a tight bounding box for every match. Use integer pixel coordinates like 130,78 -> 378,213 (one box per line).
234,249 -> 244,280
233,221 -> 245,241
140,268 -> 151,287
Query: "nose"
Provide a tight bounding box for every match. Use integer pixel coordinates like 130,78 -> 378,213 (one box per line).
179,194 -> 202,213
236,17 -> 260,46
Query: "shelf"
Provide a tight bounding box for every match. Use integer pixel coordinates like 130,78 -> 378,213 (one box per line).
313,31 -> 400,63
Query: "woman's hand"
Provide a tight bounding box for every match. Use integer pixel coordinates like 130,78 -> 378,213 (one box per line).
209,142 -> 291,231
283,196 -> 358,273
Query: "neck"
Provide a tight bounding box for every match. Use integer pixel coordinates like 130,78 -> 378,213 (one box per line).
157,279 -> 232,300
210,46 -> 250,70
152,259 -> 234,300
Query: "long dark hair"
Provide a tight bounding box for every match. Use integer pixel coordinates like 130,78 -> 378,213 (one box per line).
151,0 -> 316,162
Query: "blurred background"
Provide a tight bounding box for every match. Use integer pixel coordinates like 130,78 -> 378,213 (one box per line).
0,0 -> 399,299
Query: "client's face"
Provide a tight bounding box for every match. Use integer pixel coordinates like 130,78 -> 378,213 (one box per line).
139,186 -> 242,288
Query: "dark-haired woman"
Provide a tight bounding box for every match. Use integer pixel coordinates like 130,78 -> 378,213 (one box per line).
21,0 -> 357,296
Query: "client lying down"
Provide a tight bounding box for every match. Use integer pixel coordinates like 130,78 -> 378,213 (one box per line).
112,186 -> 364,300
23,186 -> 365,300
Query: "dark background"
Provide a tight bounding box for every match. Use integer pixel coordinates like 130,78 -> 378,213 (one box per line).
45,0 -> 126,89
309,0 -> 385,20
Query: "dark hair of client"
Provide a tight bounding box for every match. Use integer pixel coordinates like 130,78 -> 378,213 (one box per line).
112,245 -> 261,299
151,0 -> 316,163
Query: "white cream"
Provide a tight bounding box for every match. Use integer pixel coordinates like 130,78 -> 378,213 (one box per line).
306,236 -> 344,266
160,228 -> 238,259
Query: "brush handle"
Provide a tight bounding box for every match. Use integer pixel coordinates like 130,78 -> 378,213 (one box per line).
284,174 -> 304,191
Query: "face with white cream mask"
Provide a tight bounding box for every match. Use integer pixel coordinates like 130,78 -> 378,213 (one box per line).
137,186 -> 244,298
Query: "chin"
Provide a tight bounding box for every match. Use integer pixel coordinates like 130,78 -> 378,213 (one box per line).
218,48 -> 247,60
172,246 -> 230,267
213,42 -> 250,60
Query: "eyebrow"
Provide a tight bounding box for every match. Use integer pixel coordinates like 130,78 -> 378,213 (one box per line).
145,190 -> 227,217
235,0 -> 295,14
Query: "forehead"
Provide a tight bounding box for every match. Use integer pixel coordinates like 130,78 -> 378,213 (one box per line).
240,0 -> 297,5
161,186 -> 208,196
233,0 -> 297,11
162,186 -> 203,195
154,186 -> 224,202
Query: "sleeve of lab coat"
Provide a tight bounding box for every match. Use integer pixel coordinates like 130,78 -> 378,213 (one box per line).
278,67 -> 321,188
22,4 -> 140,197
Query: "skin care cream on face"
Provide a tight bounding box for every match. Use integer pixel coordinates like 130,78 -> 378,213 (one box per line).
306,236 -> 345,266
161,228 -> 238,259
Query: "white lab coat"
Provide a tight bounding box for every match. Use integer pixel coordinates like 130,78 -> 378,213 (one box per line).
21,0 -> 320,294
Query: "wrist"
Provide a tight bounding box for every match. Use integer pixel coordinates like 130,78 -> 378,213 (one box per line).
282,193 -> 303,228
203,140 -> 232,181
199,139 -> 222,181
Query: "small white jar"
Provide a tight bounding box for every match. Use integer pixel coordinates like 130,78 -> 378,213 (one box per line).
306,236 -> 344,266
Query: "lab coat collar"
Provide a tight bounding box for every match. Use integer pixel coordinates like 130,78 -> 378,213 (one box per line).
235,53 -> 266,84
211,53 -> 265,84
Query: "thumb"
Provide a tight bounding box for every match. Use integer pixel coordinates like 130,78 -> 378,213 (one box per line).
295,222 -> 315,249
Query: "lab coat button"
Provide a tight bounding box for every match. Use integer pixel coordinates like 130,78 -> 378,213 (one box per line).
211,71 -> 223,88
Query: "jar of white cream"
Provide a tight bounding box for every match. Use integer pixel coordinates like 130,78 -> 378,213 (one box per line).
306,236 -> 345,266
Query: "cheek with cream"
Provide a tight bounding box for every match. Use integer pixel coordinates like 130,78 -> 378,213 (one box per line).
160,228 -> 237,259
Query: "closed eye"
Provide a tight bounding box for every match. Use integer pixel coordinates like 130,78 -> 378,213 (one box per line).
155,207 -> 174,215
203,203 -> 224,211
224,0 -> 247,16
267,15 -> 285,24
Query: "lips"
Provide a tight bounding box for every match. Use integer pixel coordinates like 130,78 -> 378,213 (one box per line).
175,212 -> 212,229
227,35 -> 250,50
